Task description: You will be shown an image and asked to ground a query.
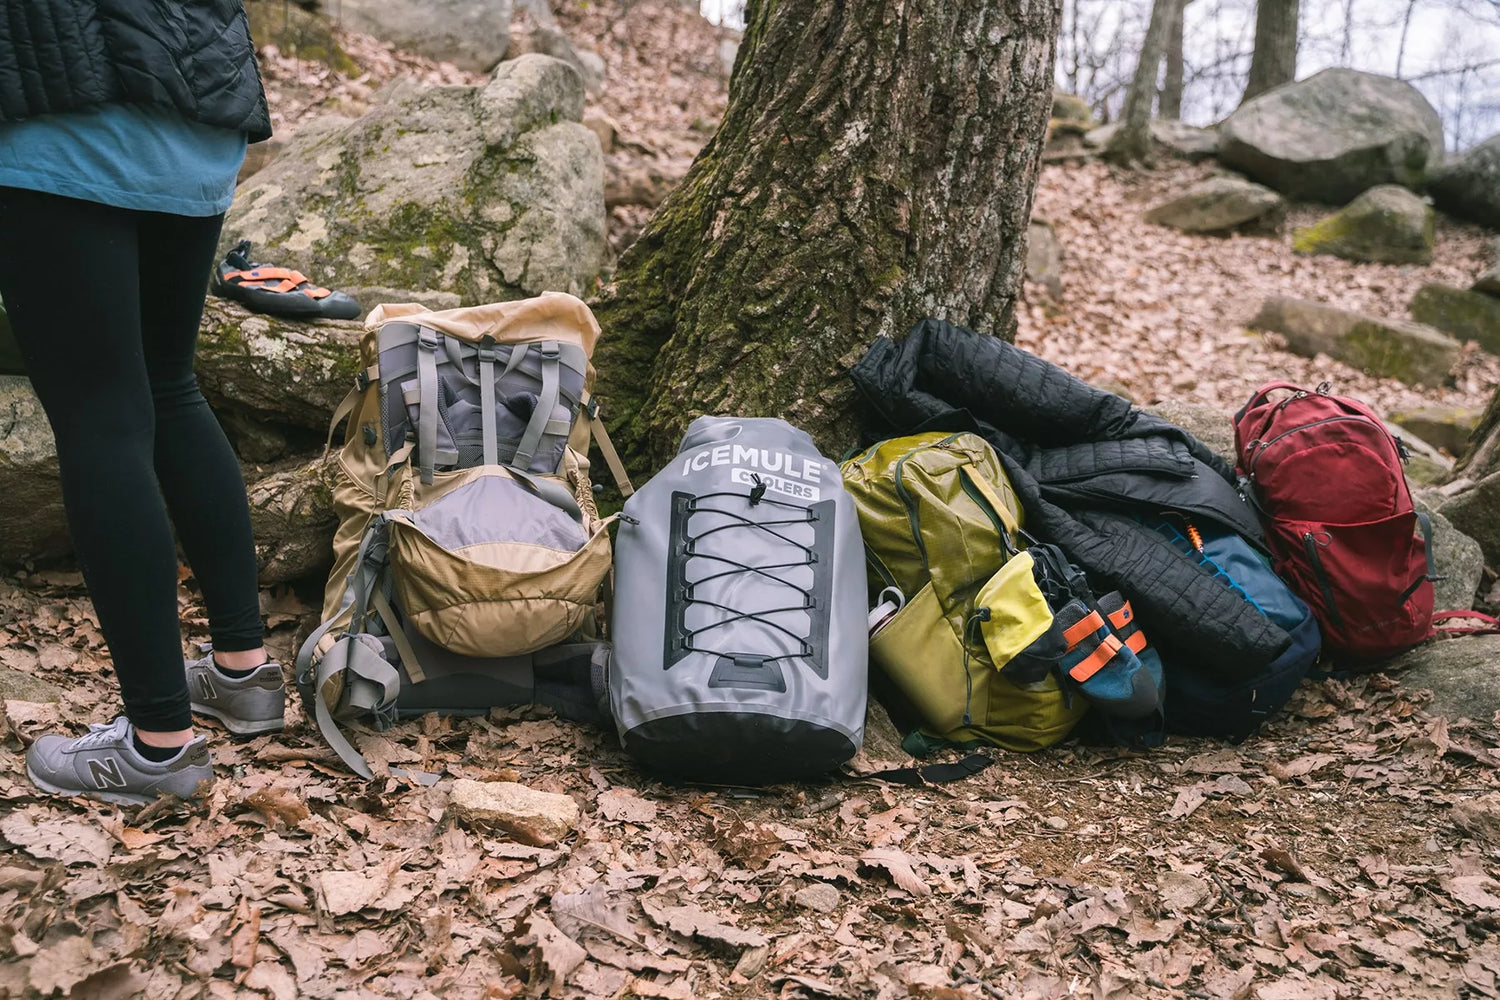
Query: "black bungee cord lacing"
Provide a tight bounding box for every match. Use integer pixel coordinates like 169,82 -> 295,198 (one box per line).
677,477 -> 819,664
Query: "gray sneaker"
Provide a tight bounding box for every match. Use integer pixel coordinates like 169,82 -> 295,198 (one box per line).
186,653 -> 286,736
25,717 -> 213,806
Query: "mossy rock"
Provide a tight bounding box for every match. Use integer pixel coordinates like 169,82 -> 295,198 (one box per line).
221,55 -> 605,306
1250,295 -> 1459,387
1389,404 -> 1482,456
1051,92 -> 1094,125
1409,283 -> 1500,354
244,0 -> 361,76
1292,185 -> 1434,264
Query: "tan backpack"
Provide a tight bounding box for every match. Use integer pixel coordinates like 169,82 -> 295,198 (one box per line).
295,294 -> 632,776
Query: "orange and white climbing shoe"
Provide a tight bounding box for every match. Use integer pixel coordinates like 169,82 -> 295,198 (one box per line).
211,241 -> 361,319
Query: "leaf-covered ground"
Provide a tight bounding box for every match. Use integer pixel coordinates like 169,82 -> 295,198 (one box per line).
2,574 -> 1500,999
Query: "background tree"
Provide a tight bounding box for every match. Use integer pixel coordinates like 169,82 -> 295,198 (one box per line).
592,0 -> 1061,468
1160,0 -> 1191,118
1241,0 -> 1300,103
1103,0 -> 1181,165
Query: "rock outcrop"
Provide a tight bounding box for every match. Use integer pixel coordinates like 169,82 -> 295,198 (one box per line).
1248,296 -> 1459,388
1408,284 -> 1500,355
220,55 -> 606,307
1025,220 -> 1063,299
1389,635 -> 1500,723
334,0 -> 513,73
1428,134 -> 1500,229
1438,471 -> 1500,568
1143,175 -> 1285,234
1413,496 -> 1485,611
1389,405 -> 1482,457
1218,69 -> 1446,204
1085,120 -> 1219,161
0,377 -> 68,561
1291,185 -> 1434,265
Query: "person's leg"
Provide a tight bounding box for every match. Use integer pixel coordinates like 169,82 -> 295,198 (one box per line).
134,210 -> 268,672
0,188 -> 195,744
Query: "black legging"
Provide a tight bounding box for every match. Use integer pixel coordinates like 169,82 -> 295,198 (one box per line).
0,187 -> 263,732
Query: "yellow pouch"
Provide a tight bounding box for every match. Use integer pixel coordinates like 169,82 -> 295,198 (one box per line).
974,551 -> 1053,668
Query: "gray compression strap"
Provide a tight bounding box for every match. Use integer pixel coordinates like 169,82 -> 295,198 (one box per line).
513,342 -> 561,471
478,336 -> 499,467
369,586 -> 428,685
417,328 -> 441,485
501,342 -> 529,382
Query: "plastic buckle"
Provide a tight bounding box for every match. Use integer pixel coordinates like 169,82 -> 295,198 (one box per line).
540,342 -> 562,360
583,397 -> 601,419
417,329 -> 440,351
355,367 -> 373,391
477,334 -> 498,363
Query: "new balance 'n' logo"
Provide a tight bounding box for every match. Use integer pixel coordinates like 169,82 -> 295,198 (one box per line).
87,757 -> 126,790
197,672 -> 218,701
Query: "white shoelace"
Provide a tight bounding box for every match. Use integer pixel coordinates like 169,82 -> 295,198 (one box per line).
72,717 -> 132,750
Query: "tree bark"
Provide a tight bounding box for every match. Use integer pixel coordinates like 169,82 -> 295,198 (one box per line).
1458,384 -> 1500,482
247,454 -> 339,586
591,0 -> 1060,469
1241,0 -> 1299,104
1161,0 -> 1188,119
1104,0 -> 1178,166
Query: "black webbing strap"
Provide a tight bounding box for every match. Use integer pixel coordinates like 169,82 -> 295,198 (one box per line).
856,752 -> 996,787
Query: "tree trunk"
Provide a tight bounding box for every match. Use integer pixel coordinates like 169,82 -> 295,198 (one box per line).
1241,0 -> 1299,104
1458,384 -> 1500,482
591,0 -> 1060,469
1103,0 -> 1178,166
1160,0 -> 1188,119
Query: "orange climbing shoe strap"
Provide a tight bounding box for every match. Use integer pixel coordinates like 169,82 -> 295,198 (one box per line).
222,267 -> 332,298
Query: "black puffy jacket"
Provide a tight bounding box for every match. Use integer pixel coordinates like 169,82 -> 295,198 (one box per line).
851,319 -> 1296,681
0,0 -> 271,141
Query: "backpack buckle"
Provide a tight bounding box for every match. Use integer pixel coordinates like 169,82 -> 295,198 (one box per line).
418,329 -> 440,351
477,334 -> 498,363
540,342 -> 561,360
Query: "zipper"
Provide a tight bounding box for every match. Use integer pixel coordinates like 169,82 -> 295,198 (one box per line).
1302,532 -> 1346,631
958,467 -> 1019,556
1249,415 -> 1398,482
892,440 -> 957,570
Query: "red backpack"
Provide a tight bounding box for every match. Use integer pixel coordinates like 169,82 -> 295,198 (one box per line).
1233,381 -> 1435,662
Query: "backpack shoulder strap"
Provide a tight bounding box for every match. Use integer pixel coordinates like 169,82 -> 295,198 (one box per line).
578,391 -> 635,496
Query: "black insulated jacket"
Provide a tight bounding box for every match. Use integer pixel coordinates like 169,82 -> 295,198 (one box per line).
0,0 -> 271,141
851,319 -> 1295,682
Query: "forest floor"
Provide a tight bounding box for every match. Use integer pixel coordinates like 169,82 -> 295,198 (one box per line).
4,3 -> 1500,998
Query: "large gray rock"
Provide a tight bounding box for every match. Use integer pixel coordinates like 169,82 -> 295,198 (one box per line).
1409,284 -> 1500,355
1146,401 -> 1235,465
1026,220 -> 1063,299
0,378 -> 68,561
1389,635 -> 1500,723
0,667 -> 63,703
1413,496 -> 1485,611
1143,175 -> 1286,234
1248,296 -> 1460,388
1085,120 -> 1219,161
1428,134 -> 1500,229
335,0 -> 513,73
1389,405 -> 1482,457
1439,470 -> 1500,568
506,25 -> 604,94
1477,238 -> 1500,297
221,55 -> 606,307
1219,69 -> 1446,204
1291,185 -> 1434,265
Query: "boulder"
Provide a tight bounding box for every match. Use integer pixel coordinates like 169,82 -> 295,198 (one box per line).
0,377 -> 68,562
1248,296 -> 1460,388
220,55 -> 606,306
0,668 -> 63,703
1408,284 -> 1500,355
583,111 -> 621,154
1477,264 -> 1500,298
248,456 -> 339,586
1025,220 -> 1063,299
1143,175 -> 1286,234
1412,496 -> 1484,611
237,138 -> 286,185
334,0 -> 513,73
196,299 -> 366,435
1218,69 -> 1446,204
506,25 -> 604,93
1052,92 -> 1094,125
1428,134 -> 1500,229
1291,185 -> 1434,265
1388,635 -> 1500,723
1438,470 -> 1500,567
448,779 -> 580,845
1084,119 -> 1219,161
1389,405 -> 1482,457
1145,401 -> 1236,466
244,0 -> 358,75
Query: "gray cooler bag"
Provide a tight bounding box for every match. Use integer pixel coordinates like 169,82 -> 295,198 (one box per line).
610,417 -> 868,783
